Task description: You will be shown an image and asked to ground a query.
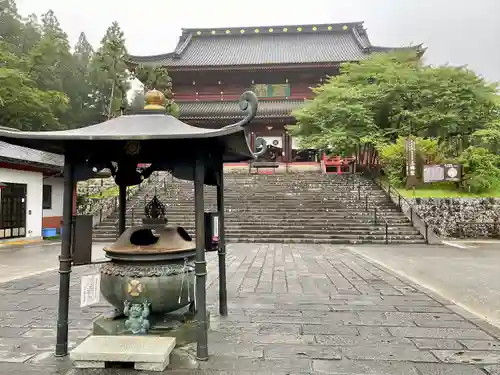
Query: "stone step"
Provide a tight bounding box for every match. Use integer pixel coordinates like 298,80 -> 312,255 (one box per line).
92,227 -> 420,236
106,209 -> 405,216
98,217 -> 411,226
95,222 -> 415,230
93,235 -> 425,244
70,335 -> 176,372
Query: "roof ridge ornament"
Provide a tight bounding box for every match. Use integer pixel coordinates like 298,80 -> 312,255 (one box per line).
144,89 -> 166,110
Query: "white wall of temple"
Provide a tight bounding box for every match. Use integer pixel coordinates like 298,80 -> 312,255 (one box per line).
42,176 -> 64,218
0,168 -> 43,238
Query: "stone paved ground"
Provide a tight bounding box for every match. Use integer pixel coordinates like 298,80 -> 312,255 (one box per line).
349,243 -> 500,328
2,244 -> 500,374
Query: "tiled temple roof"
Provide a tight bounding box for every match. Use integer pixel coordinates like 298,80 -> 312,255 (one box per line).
179,100 -> 304,120
0,140 -> 63,169
128,22 -> 423,69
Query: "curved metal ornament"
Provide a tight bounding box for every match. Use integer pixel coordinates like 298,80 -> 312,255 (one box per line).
224,91 -> 258,129
253,137 -> 267,157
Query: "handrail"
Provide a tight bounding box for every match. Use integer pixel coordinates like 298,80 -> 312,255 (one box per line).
359,166 -> 430,244
113,172 -> 165,237
354,185 -> 390,244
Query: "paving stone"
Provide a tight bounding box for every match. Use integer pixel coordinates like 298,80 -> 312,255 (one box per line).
0,350 -> 35,363
315,334 -> 413,347
303,324 -> 359,335
412,338 -> 464,350
413,319 -> 478,329
258,323 -> 300,335
210,331 -> 316,345
460,340 -> 500,351
1,243 -> 500,374
342,345 -> 438,362
199,356 -> 312,372
389,327 -> 494,340
312,359 -> 418,374
263,344 -> 342,360
0,327 -> 31,337
483,364 -> 500,375
432,350 -> 500,365
357,327 -> 394,337
415,363 -> 487,374
395,306 -> 453,313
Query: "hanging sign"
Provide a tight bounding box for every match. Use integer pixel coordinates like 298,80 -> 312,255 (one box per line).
423,164 -> 462,183
80,274 -> 101,307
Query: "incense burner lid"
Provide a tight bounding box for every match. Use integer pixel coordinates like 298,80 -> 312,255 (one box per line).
104,225 -> 195,261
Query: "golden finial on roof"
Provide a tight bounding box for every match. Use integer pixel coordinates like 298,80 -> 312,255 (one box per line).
144,89 -> 166,110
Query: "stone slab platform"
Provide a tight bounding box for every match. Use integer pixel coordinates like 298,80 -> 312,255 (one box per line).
93,311 -> 210,347
70,335 -> 175,372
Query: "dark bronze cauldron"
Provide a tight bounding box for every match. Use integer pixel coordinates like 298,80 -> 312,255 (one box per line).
100,225 -> 195,334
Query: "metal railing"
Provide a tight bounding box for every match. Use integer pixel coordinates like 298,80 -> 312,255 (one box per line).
359,166 -> 430,244
355,189 -> 390,244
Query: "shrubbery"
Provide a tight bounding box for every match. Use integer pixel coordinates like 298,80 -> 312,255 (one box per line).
377,138 -> 500,194
459,147 -> 500,193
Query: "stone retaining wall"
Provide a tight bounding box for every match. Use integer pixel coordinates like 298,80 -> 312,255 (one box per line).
409,198 -> 500,238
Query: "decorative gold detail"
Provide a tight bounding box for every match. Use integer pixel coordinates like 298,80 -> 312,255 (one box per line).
328,26 -> 333,31
254,28 -> 260,33
211,30 -> 216,35
127,279 -> 143,297
196,31 -> 202,35
312,26 -> 317,31
268,28 -> 274,32
343,25 -> 349,30
225,29 -> 231,34
144,89 -> 166,110
240,29 -> 245,34
297,27 -> 303,31
283,27 -> 288,32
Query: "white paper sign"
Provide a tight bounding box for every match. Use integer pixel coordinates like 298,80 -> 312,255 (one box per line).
80,274 -> 101,307
213,215 -> 219,240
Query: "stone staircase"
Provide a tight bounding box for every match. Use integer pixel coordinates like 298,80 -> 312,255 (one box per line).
92,172 -> 425,244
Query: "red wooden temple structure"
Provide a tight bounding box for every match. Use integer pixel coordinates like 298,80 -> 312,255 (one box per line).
128,22 -> 423,168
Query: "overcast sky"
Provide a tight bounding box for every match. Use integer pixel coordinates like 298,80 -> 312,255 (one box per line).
16,0 -> 500,82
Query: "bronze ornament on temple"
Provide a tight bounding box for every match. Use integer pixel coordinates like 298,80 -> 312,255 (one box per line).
0,88 -> 260,362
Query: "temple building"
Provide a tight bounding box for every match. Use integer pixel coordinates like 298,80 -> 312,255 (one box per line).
0,141 -> 64,241
128,22 -> 423,164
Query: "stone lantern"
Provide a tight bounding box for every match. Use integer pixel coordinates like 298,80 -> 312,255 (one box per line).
0,89 -> 259,364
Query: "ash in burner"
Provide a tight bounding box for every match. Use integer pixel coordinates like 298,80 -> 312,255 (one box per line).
129,229 -> 160,246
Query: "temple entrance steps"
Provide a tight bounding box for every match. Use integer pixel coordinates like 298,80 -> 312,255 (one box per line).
92,173 -> 425,244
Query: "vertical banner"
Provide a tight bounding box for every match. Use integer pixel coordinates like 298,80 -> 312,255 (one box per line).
405,138 -> 418,188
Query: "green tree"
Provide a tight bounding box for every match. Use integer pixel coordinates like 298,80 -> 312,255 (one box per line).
69,32 -> 101,127
90,21 -> 130,120
0,0 -> 24,54
290,52 -> 499,154
459,146 -> 500,193
0,42 -> 68,130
